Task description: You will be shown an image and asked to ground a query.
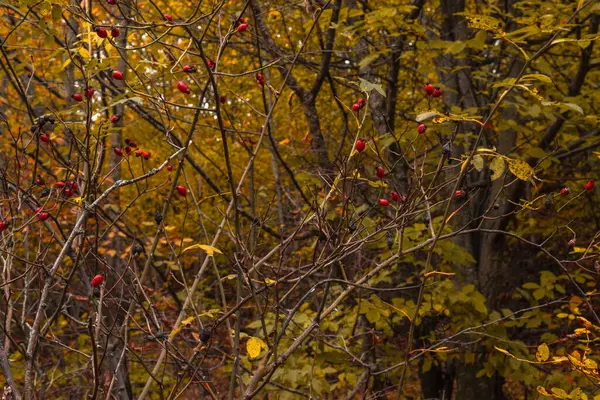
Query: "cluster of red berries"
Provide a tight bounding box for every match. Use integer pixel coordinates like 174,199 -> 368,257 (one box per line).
72,87 -> 95,102
424,83 -> 442,98
560,180 -> 595,195
236,17 -> 248,33
352,98 -> 366,112
379,191 -> 406,207
95,27 -> 120,39
55,180 -> 79,198
113,137 -> 138,157
34,207 -> 50,221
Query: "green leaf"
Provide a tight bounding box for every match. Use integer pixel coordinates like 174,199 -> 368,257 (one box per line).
358,78 -> 386,97
522,74 -> 552,84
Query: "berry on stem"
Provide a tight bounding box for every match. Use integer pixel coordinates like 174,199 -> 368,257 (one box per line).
237,23 -> 249,32
256,73 -> 265,86
176,185 -> 188,197
114,147 -> 123,156
38,212 -> 49,221
56,181 -> 66,188
167,165 -> 173,172
39,134 -> 50,143
164,14 -> 173,22
417,124 -> 427,134
111,115 -> 121,124
107,0 -> 116,4
219,95 -> 227,104
585,180 -> 595,191
85,87 -> 95,99
72,93 -> 83,102
560,187 -> 570,196
389,192 -> 400,202
424,83 -> 434,96
177,81 -> 190,94
455,189 -> 466,199
0,221 -> 7,232
91,274 -> 104,288
95,27 -> 108,38
355,139 -> 366,153
183,65 -> 196,73
111,27 -> 120,38
352,103 -> 360,112
207,59 -> 216,70
112,70 -> 123,80
375,166 -> 385,179
379,198 -> 389,207
433,88 -> 442,98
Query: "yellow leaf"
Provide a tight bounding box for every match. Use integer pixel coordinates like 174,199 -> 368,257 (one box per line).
471,155 -> 484,171
169,316 -> 195,338
536,343 -> 550,362
279,138 -> 291,145
73,197 -> 83,206
182,244 -> 222,256
246,337 -> 267,359
507,158 -> 534,181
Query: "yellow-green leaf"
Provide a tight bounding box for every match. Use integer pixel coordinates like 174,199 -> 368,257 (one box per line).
490,157 -> 505,181
536,343 -> 550,362
507,159 -> 533,181
471,155 -> 484,171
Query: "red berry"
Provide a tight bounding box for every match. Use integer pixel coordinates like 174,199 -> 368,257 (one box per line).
455,189 -> 466,198
114,147 -> 123,156
111,27 -> 120,37
0,221 -> 7,232
85,87 -> 94,99
256,73 -> 265,86
142,151 -> 150,160
167,165 -> 173,172
111,115 -> 120,124
355,139 -> 366,153
64,188 -> 72,197
183,65 -> 195,73
237,23 -> 249,32
107,0 -> 116,4
70,181 -> 78,191
219,95 -> 227,104
56,181 -> 66,188
38,212 -> 49,221
125,146 -> 132,154
417,124 -> 427,134
164,14 -> 173,22
95,27 -> 108,38
585,180 -> 595,191
560,187 -> 570,196
379,198 -> 389,207
177,81 -> 190,94
72,93 -> 83,102
238,17 -> 246,24
135,149 -> 143,157
35,178 -> 43,185
124,137 -> 131,145
357,98 -> 366,107
35,207 -> 42,214
130,141 -> 137,148
207,59 -> 216,70
568,238 -> 576,248
352,103 -> 361,112
112,70 -> 123,80
432,88 -> 442,98
424,83 -> 434,96
389,192 -> 400,202
375,166 -> 385,179
91,274 -> 104,288
485,122 -> 493,129
176,185 -> 188,197
39,134 -> 50,143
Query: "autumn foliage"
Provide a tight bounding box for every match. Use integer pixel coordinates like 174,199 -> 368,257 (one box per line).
0,0 -> 599,399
